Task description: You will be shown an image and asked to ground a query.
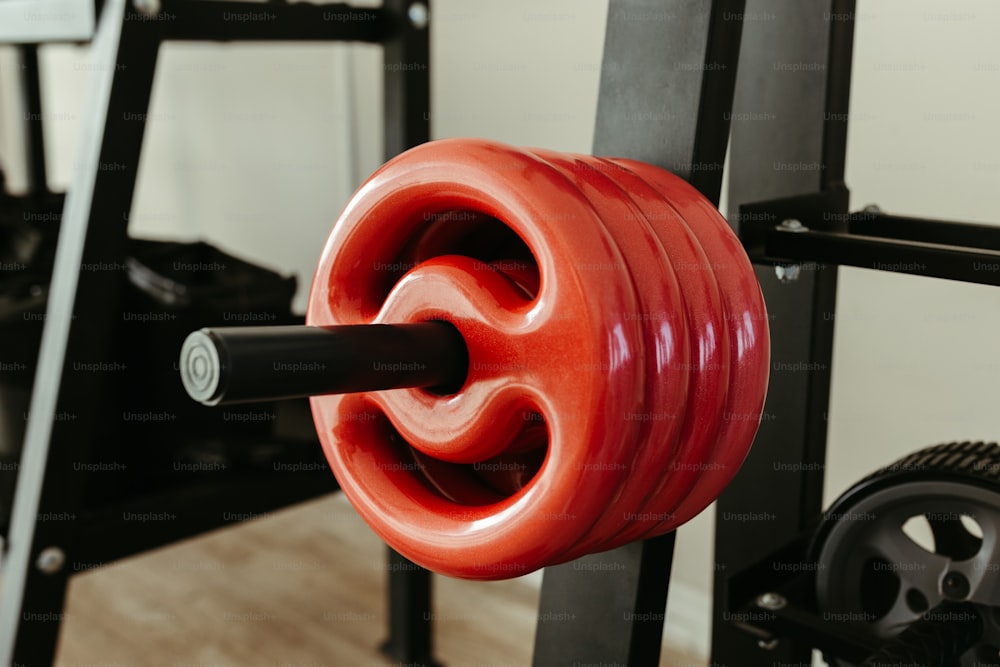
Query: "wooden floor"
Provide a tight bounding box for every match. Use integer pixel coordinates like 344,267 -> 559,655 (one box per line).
50,494 -> 706,666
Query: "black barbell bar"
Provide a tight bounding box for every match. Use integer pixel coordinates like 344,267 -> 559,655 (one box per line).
179,322 -> 468,406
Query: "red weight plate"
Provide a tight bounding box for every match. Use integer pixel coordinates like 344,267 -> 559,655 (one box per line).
606,158 -> 769,532
307,139 -> 646,578
567,156 -> 731,550
526,149 -> 690,559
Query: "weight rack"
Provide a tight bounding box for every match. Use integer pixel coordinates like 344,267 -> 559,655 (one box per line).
717,0 -> 1000,664
4,0 -> 1000,665
0,1 -> 436,663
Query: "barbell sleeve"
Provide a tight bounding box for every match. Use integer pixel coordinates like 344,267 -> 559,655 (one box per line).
179,322 -> 469,406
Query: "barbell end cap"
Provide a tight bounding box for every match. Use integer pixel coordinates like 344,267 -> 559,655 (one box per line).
180,329 -> 224,406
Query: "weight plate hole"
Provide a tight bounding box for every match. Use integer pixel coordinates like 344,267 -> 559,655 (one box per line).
384,407 -> 550,505
396,210 -> 541,301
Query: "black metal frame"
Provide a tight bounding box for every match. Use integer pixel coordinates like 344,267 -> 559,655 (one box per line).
0,1 -> 433,664
726,541 -> 883,664
8,1 -> 994,664
741,198 -> 1000,286
712,0 -> 853,664
18,45 -> 50,197
721,534 -> 985,664
715,0 -> 1000,664
378,3 -> 437,664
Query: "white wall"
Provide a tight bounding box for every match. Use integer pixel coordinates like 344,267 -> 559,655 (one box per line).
825,3 -> 1000,505
2,0 -> 1000,661
32,40 -> 386,313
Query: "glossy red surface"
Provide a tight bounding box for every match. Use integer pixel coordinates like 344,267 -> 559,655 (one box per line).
306,138 -> 769,579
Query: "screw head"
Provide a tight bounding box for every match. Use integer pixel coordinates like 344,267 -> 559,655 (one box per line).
408,2 -> 429,29
779,218 -> 806,232
133,0 -> 161,16
36,546 -> 66,575
756,592 -> 787,610
774,264 -> 801,283
757,638 -> 779,650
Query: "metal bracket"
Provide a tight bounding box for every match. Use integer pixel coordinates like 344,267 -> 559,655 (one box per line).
739,190 -> 1000,286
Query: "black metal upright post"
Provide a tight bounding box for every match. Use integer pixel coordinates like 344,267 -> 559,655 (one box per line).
18,44 -> 49,196
0,0 -> 161,663
533,2 -> 745,665
1,0 -> 419,664
377,2 -> 438,666
383,0 -> 430,161
712,1 -> 855,665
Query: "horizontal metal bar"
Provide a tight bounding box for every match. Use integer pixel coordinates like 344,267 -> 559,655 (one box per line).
156,1 -> 389,43
849,212 -> 1000,252
732,594 -> 880,663
766,226 -> 1000,285
740,197 -> 1000,286
180,323 -> 468,406
736,187 -> 849,261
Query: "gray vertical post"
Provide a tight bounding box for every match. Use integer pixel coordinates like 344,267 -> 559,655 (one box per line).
712,1 -> 855,665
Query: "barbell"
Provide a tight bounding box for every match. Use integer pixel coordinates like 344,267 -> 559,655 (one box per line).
179,138 -> 770,579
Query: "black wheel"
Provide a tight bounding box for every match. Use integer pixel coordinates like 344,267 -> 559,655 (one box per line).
810,441 -> 1000,667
